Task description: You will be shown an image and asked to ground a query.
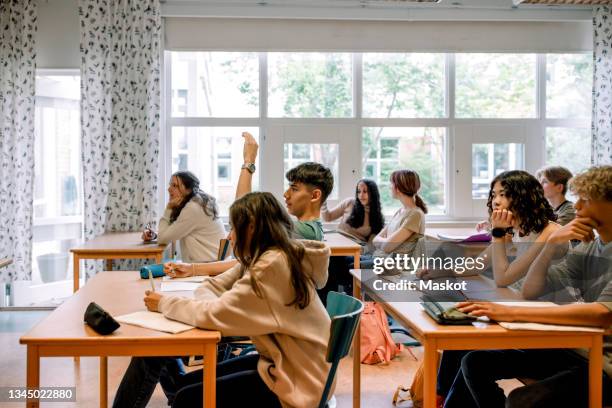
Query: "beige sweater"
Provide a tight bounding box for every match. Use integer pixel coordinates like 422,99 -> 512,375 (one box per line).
157,200 -> 226,263
321,198 -> 372,242
158,241 -> 333,408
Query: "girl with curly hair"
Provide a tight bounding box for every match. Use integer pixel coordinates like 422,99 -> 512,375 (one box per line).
420,170 -> 561,289
483,170 -> 561,288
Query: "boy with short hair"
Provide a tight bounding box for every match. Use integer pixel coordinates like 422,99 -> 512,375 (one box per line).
438,165 -> 612,408
535,165 -> 576,226
236,132 -> 333,241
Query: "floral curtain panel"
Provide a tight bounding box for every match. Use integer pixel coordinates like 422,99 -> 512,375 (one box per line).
79,0 -> 161,276
0,0 -> 37,282
592,6 -> 612,165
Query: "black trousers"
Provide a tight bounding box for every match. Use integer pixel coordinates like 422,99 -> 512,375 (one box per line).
438,349 -> 612,408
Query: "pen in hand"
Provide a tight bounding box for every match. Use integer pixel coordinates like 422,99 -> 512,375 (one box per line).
148,268 -> 155,292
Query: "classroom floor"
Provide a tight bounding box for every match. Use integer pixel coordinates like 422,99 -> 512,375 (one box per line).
0,311 -> 519,407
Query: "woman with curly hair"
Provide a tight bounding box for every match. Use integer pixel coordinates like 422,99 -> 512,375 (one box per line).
482,170 -> 561,289
420,170 -> 561,289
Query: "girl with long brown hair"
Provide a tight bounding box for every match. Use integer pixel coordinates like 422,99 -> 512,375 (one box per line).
114,192 -> 333,408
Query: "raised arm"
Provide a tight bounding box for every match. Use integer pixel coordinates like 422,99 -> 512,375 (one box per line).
235,132 -> 258,200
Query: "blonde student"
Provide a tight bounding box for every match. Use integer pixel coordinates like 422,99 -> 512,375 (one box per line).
142,171 -> 226,263
113,192 -> 333,408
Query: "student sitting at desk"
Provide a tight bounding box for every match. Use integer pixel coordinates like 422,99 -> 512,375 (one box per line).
372,169 -> 426,274
437,165 -> 612,408
421,170 -> 562,290
536,165 -> 576,226
142,171 -> 226,263
321,178 -> 385,247
113,192 -> 332,408
236,132 -> 333,241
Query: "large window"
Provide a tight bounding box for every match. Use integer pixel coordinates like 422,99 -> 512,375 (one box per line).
165,52 -> 592,219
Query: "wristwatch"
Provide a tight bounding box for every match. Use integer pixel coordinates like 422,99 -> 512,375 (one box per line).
241,163 -> 256,174
491,227 -> 513,238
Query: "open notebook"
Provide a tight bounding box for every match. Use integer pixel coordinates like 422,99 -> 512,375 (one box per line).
115,311 -> 193,334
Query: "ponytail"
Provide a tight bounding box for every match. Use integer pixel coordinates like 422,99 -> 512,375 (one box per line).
414,194 -> 428,214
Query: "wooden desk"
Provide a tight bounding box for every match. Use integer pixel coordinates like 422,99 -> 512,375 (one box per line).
20,271 -> 220,408
350,270 -> 604,408
0,258 -> 12,269
323,232 -> 362,269
70,232 -> 167,292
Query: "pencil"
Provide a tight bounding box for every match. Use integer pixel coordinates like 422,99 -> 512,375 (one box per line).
148,268 -> 155,292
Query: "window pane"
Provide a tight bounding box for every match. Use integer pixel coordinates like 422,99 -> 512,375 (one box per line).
456,54 -> 536,118
363,53 -> 445,118
170,52 -> 259,118
268,53 -> 353,118
472,143 -> 524,199
171,127 -> 260,216
546,54 -> 592,119
362,128 -> 446,215
284,144 -> 339,200
546,128 -> 591,175
32,74 -> 82,299
34,75 -> 82,219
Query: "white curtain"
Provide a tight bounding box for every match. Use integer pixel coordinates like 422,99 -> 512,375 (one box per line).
592,6 -> 612,165
0,0 -> 37,282
79,0 -> 161,276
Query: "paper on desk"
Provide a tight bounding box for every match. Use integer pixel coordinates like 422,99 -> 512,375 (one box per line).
160,281 -> 201,292
162,275 -> 206,283
115,311 -> 193,334
498,322 -> 604,333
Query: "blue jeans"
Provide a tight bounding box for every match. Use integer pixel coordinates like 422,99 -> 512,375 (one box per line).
112,354 -> 281,408
438,349 -> 612,408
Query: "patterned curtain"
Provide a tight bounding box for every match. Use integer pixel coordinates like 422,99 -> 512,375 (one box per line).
592,6 -> 612,165
79,0 -> 161,276
0,0 -> 37,282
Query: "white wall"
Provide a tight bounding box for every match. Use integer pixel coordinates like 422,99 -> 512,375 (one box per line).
36,0 -> 80,69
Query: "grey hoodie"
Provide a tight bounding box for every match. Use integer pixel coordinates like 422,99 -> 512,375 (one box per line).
159,240 -> 332,408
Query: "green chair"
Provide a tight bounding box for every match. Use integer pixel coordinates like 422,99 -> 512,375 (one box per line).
319,291 -> 364,408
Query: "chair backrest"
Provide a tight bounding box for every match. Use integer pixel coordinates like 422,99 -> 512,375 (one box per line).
319,291 -> 364,408
217,238 -> 230,261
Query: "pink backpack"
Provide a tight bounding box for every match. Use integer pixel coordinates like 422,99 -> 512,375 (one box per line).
360,301 -> 403,364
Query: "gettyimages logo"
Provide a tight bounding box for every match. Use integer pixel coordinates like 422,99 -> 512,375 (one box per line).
372,253 -> 487,275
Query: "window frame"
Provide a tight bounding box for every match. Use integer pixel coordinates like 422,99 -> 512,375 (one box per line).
162,52 -> 592,222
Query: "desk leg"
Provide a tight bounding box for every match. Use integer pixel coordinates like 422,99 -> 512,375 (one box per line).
203,344 -> 217,408
106,259 -> 113,271
26,346 -> 40,408
423,341 -> 438,408
353,250 -> 360,269
352,275 -> 361,408
588,335 -> 603,408
73,254 -> 81,293
155,254 -> 163,264
100,357 -> 108,408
